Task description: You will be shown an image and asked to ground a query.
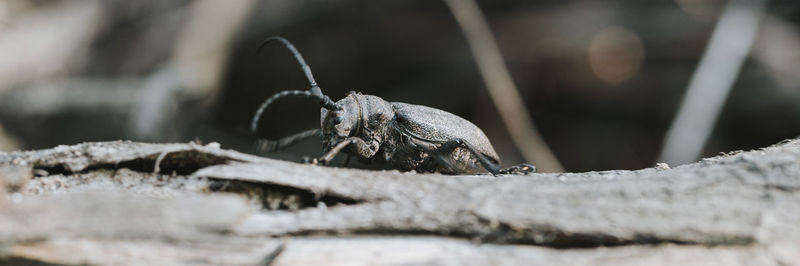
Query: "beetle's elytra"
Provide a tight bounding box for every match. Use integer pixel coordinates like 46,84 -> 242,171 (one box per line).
251,36 -> 535,175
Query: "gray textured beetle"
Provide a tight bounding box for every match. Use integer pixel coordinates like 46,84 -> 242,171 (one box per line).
251,36 -> 535,175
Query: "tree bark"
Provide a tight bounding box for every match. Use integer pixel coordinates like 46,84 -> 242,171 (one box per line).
1,140 -> 798,265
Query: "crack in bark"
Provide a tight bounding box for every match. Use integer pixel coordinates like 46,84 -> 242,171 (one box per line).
210,180 -> 364,211
32,149 -> 231,176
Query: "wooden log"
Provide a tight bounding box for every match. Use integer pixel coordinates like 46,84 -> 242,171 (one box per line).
0,140 -> 798,265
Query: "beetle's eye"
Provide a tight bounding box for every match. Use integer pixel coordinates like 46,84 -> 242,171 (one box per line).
333,116 -> 342,125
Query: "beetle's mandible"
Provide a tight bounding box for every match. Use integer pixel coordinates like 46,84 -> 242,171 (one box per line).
251,36 -> 535,175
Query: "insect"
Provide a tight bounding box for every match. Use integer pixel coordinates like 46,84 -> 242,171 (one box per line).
251,36 -> 535,175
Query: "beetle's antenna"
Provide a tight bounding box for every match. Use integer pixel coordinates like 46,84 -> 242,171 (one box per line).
258,37 -> 318,88
257,36 -> 338,110
252,36 -> 342,135
256,128 -> 321,152
251,90 -> 337,133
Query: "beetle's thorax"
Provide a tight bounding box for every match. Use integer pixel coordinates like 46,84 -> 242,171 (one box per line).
320,92 -> 394,157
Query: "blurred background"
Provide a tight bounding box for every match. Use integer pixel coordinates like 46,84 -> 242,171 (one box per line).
1,0 -> 799,172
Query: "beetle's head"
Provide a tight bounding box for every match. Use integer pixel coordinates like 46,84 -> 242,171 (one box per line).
321,92 -> 394,149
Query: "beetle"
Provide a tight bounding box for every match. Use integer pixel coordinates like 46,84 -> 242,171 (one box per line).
251,36 -> 535,175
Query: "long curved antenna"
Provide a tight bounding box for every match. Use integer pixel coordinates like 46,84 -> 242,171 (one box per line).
257,36 -> 338,110
258,36 -> 319,88
256,128 -> 321,152
251,90 -> 335,133
252,36 -> 342,137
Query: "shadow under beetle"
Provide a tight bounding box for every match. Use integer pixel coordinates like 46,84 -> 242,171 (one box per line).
251,36 -> 535,175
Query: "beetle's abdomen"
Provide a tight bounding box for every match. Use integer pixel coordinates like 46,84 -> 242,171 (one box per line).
391,102 -> 500,164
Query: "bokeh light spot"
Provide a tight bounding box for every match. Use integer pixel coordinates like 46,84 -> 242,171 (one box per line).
587,26 -> 645,86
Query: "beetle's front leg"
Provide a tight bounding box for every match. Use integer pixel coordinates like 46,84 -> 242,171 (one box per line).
317,137 -> 369,165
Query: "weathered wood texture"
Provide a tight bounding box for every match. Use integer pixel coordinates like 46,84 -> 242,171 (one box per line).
0,140 -> 799,265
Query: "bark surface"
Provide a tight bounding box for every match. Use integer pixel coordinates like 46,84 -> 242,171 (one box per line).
0,140 -> 798,265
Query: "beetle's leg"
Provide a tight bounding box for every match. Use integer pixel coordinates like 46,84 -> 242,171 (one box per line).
317,137 -> 368,165
422,140 -> 462,173
408,137 -> 501,175
438,139 -> 502,175
256,128 -> 321,152
445,140 -> 536,175
498,163 -> 537,175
